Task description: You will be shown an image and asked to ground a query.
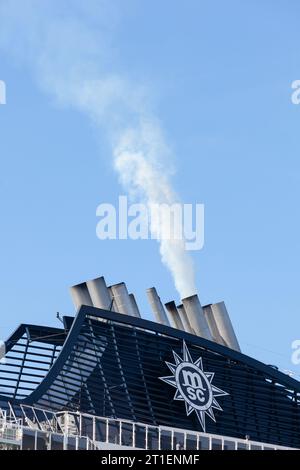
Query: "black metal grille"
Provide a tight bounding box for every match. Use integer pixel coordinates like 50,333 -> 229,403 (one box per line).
1,307 -> 300,448
0,325 -> 65,401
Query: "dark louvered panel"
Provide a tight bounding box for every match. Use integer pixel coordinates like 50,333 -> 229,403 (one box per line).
1,307 -> 300,448
33,311 -> 300,447
0,325 -> 65,401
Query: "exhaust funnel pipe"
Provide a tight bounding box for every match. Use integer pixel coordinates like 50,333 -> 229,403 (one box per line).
108,286 -> 118,312
165,301 -> 184,330
203,305 -> 227,346
86,276 -> 112,310
70,283 -> 93,311
177,304 -> 194,334
129,293 -> 141,318
210,302 -> 241,352
146,287 -> 170,326
110,282 -> 136,316
182,295 -> 213,340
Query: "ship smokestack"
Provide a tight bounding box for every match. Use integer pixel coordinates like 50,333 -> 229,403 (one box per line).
210,302 -> 241,352
177,304 -> 194,334
86,276 -> 112,310
182,294 -> 212,340
165,301 -> 184,330
146,287 -> 170,326
108,286 -> 118,312
110,282 -> 136,316
70,282 -> 93,311
202,304 -> 227,346
129,293 -> 141,318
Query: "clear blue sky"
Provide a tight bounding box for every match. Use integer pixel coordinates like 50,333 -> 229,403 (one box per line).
0,0 -> 299,376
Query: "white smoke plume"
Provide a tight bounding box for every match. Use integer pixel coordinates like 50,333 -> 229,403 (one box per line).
0,0 -> 197,298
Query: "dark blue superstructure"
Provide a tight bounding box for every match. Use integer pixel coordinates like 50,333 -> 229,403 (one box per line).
1,306 -> 300,448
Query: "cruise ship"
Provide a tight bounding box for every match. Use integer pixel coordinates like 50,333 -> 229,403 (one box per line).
0,276 -> 299,450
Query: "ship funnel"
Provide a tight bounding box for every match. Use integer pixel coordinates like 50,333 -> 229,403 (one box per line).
86,276 -> 112,310
70,282 -> 93,311
210,302 -> 241,352
165,301 -> 184,330
177,304 -> 194,334
129,293 -> 141,318
202,304 -> 227,346
110,282 -> 136,316
146,287 -> 170,326
182,295 -> 213,340
108,286 -> 118,312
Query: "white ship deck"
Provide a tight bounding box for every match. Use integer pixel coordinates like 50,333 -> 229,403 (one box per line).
0,405 -> 296,451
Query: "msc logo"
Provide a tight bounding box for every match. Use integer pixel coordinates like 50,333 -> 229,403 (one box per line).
176,363 -> 213,410
160,341 -> 229,432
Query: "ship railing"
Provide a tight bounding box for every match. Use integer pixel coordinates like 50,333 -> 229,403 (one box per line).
1,405 -> 297,450
53,409 -> 297,451
0,411 -> 23,449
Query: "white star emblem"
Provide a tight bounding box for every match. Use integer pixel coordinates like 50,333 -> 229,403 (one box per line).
160,341 -> 229,432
